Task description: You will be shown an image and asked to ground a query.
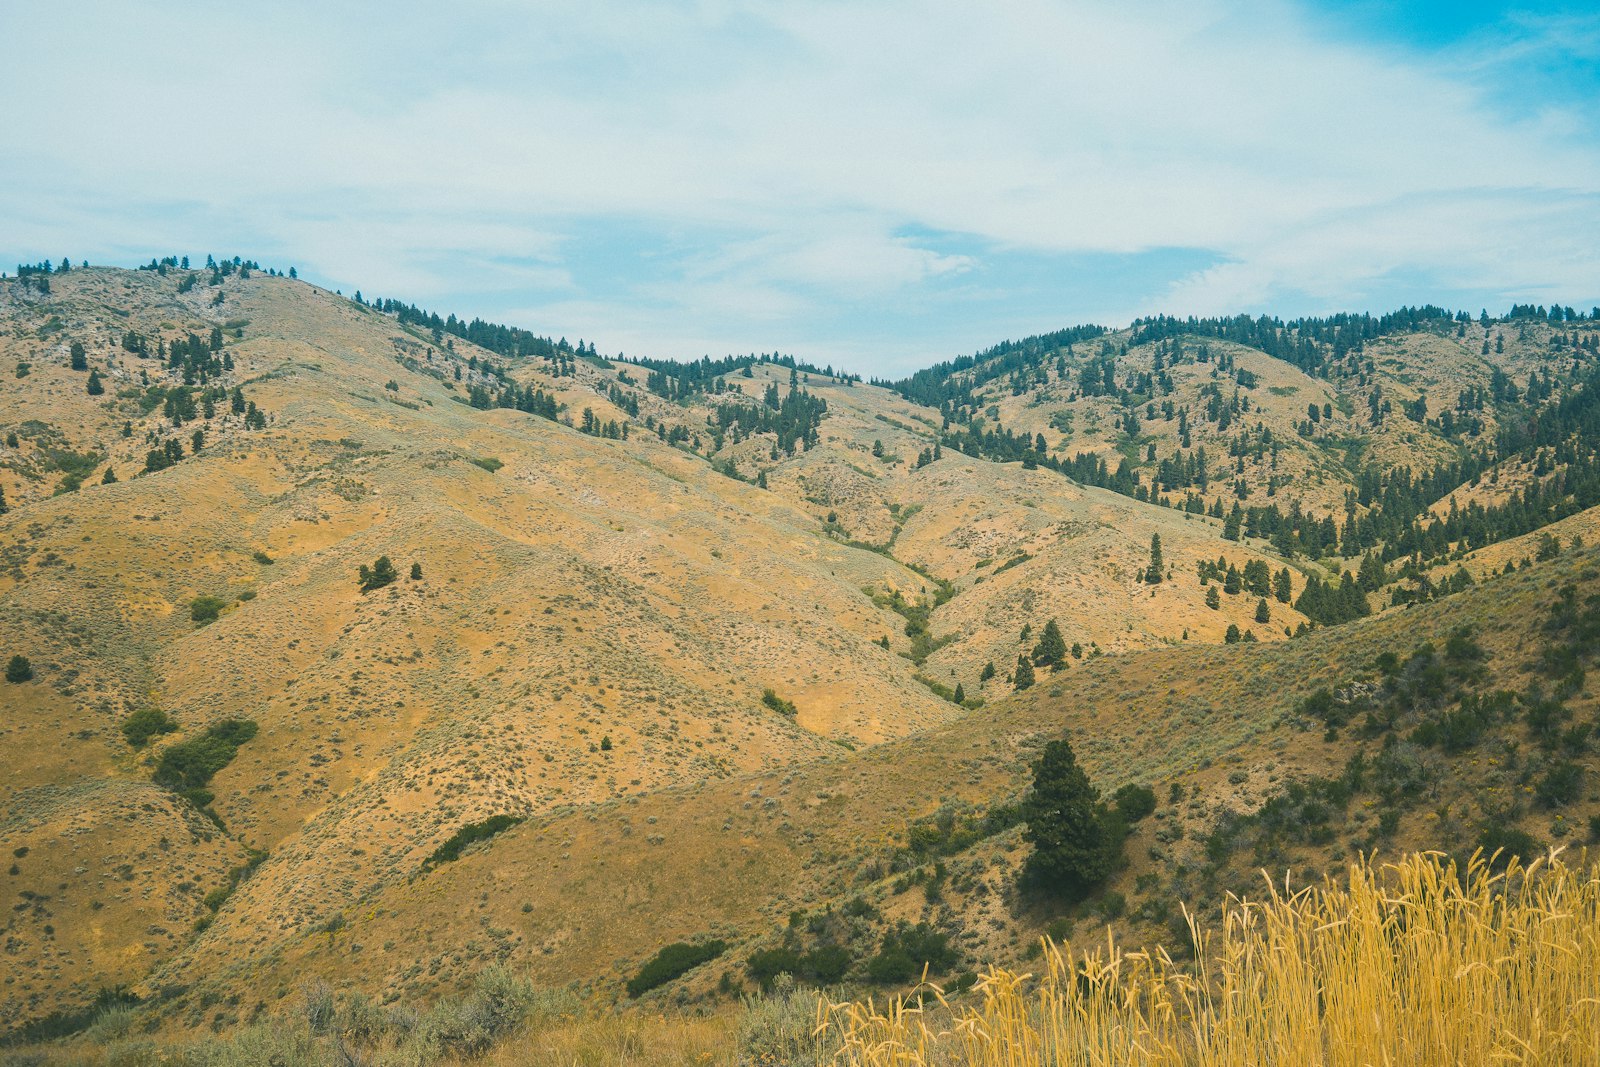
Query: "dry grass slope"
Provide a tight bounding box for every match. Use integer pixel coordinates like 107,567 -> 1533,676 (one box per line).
828,850 -> 1600,1065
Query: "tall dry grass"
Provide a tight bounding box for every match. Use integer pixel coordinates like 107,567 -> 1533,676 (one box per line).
826,850 -> 1600,1066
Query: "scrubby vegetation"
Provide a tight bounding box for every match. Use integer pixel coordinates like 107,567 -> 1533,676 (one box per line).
153,718 -> 258,807
422,814 -> 525,869
828,850 -> 1600,1065
121,707 -> 178,746
627,940 -> 727,997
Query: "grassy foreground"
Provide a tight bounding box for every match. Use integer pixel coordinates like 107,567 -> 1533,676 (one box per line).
827,849 -> 1600,1066
13,850 -> 1596,1066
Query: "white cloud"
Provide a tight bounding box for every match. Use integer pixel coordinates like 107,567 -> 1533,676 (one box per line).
1,0 -> 1596,369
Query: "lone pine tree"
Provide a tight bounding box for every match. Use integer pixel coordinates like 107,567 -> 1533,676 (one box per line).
1020,737 -> 1121,900
1145,533 -> 1164,583
1032,619 -> 1067,669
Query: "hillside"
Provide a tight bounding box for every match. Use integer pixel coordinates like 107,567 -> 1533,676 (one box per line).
0,265 -> 1296,1033
4,264 -> 1600,1046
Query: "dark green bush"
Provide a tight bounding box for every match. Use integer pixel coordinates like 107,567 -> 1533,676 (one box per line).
1477,825 -> 1541,871
761,689 -> 798,716
153,719 -> 257,800
627,940 -> 726,997
1535,761 -> 1584,809
801,943 -> 853,984
424,814 -> 524,868
746,947 -> 802,991
1113,783 -> 1157,824
121,708 -> 178,747
865,923 -> 956,984
189,595 -> 227,624
5,655 -> 33,683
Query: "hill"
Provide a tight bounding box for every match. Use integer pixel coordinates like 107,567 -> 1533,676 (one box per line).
3,262 -> 1600,1046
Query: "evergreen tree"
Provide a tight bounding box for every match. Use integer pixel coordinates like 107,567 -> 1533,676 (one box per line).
86,369 -> 104,395
1273,567 -> 1293,603
1032,619 -> 1067,668
1145,533 -> 1163,583
5,655 -> 33,683
101,468 -> 116,484
980,661 -> 996,682
1224,624 -> 1242,643
1223,566 -> 1242,594
1014,655 -> 1035,690
1255,598 -> 1271,623
952,683 -> 966,704
358,556 -> 398,592
1020,738 -> 1120,900
410,562 -> 422,580
69,341 -> 87,370
1206,586 -> 1220,609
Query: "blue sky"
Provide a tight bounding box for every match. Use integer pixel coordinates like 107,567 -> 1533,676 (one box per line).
2,2 -> 1597,376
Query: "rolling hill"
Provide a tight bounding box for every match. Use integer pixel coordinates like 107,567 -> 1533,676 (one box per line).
3,261 -> 1600,1047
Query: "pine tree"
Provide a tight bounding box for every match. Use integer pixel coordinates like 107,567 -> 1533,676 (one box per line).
980,661 -> 996,682
1032,619 -> 1067,668
1223,566 -> 1242,595
1014,655 -> 1035,691
101,468 -> 117,484
1223,505 -> 1243,541
69,341 -> 87,371
1224,624 -> 1242,643
1273,567 -> 1292,603
1145,534 -> 1163,583
1020,738 -> 1120,900
1255,598 -> 1271,623
952,683 -> 966,705
358,556 -> 398,592
5,655 -> 33,683
86,369 -> 104,395
1206,586 -> 1220,610
410,563 -> 422,580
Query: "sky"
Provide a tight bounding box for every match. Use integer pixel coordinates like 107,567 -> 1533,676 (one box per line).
2,1 -> 1598,377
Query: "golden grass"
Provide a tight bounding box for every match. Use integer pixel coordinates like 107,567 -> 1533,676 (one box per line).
826,850 -> 1600,1066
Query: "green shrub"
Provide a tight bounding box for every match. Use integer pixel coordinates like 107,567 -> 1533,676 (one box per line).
1535,762 -> 1584,809
866,923 -> 956,984
153,719 -> 257,801
1477,825 -> 1541,871
801,943 -> 853,984
762,689 -> 798,716
121,708 -> 178,747
747,947 -> 802,991
189,595 -> 227,624
738,976 -> 834,1066
469,456 -> 504,473
1113,783 -> 1158,824
424,814 -> 524,868
627,940 -> 727,997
